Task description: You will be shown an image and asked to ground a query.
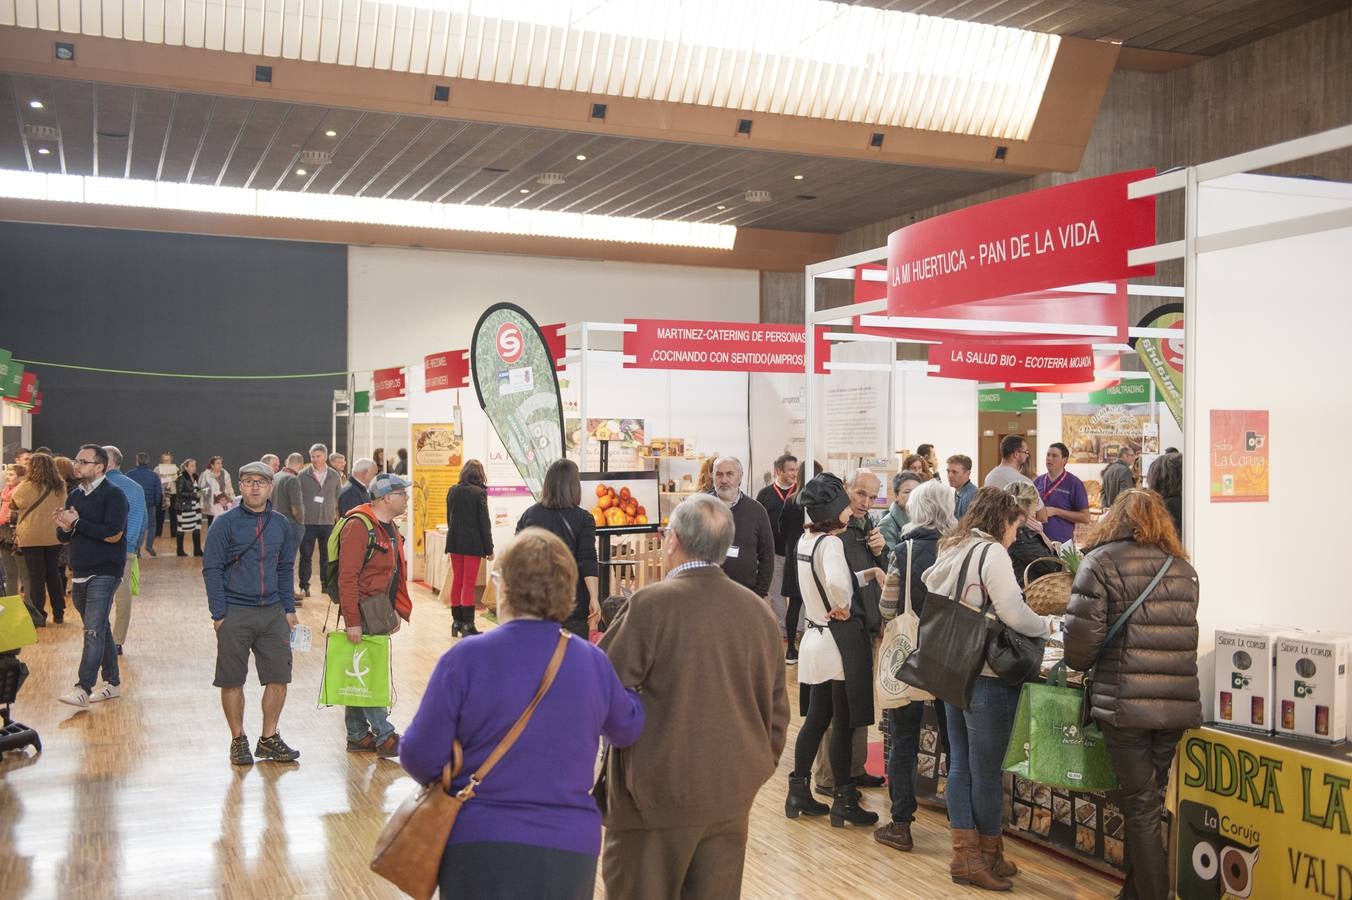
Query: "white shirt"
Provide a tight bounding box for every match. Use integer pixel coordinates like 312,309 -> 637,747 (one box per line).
80,475 -> 106,495
311,466 -> 328,488
155,463 -> 178,493
795,532 -> 871,686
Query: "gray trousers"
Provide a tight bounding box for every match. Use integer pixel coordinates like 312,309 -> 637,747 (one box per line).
813,725 -> 868,788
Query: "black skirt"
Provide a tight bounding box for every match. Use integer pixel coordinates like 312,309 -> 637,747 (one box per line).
829,616 -> 875,730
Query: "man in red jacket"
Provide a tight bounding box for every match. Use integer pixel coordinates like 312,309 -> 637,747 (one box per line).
336,473 -> 413,757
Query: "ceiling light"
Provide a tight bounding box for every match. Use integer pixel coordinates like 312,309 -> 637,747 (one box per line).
295,168 -> 307,176
716,205 -> 726,210
519,188 -> 530,194
0,169 -> 738,250
325,130 -> 337,137
28,99 -> 44,110
36,147 -> 50,155
793,174 -> 805,180
575,154 -> 587,161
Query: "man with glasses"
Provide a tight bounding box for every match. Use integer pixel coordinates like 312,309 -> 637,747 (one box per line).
55,444 -> 130,708
983,435 -> 1047,522
203,461 -> 301,765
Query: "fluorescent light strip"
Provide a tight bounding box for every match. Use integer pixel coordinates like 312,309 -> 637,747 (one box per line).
0,170 -> 737,250
5,0 -> 1059,141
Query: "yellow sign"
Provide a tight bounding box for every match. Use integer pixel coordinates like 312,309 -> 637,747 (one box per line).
410,423 -> 462,556
1175,727 -> 1352,899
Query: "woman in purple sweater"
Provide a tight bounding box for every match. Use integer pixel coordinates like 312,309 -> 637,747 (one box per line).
401,527 -> 644,899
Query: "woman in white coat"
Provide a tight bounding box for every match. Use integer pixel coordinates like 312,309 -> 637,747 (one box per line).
783,473 -> 886,828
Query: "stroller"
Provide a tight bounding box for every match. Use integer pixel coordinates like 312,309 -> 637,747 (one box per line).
0,571 -> 40,755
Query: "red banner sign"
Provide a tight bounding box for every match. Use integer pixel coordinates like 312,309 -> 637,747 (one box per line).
624,319 -> 830,374
1007,354 -> 1121,392
372,367 -> 406,401
30,391 -> 42,415
543,323 -> 567,372
887,170 -> 1156,315
929,341 -> 1095,383
424,351 -> 468,392
17,372 -> 36,405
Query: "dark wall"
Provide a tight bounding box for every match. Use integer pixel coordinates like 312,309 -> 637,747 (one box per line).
0,222 -> 347,471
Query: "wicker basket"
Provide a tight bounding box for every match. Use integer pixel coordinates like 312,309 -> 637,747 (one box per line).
1023,557 -> 1072,615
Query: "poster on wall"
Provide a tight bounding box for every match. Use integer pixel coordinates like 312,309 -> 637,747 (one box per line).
469,303 -> 566,500
410,423 -> 462,555
1133,304 -> 1184,429
1210,409 -> 1269,503
564,418 -> 646,470
1061,403 -> 1150,464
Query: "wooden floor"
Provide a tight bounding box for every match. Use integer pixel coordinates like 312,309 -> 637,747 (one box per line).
0,555 -> 1121,899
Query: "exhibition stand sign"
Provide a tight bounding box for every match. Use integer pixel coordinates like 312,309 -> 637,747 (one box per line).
1209,410 -> 1269,503
423,350 -> 469,392
1174,727 -> 1352,900
2,361 -> 23,398
409,423 -> 462,555
1088,381 -> 1150,405
886,169 -> 1157,314
1134,303 -> 1185,428
928,341 -> 1095,383
978,388 -> 1039,413
372,366 -> 406,401
623,319 -> 831,374
16,372 -> 36,406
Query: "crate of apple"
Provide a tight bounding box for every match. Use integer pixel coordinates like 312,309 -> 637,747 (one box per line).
592,484 -> 648,528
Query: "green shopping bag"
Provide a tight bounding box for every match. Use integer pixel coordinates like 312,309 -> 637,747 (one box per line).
0,594 -> 38,653
319,633 -> 391,707
1002,662 -> 1118,792
129,557 -> 140,596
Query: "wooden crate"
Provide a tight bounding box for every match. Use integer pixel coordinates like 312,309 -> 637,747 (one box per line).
607,533 -> 665,594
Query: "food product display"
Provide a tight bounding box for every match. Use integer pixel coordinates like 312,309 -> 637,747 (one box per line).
590,483 -> 649,528
1275,631 -> 1351,743
1214,626 -> 1286,735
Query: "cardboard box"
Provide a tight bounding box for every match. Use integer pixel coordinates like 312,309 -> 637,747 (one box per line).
1214,626 -> 1286,734
1275,632 -> 1351,743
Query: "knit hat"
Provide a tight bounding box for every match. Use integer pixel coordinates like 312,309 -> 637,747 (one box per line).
371,473 -> 411,498
238,461 -> 275,482
796,472 -> 850,524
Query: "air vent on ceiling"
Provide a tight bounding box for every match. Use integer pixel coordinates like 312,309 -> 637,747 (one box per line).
97,131 -> 129,140
299,150 -> 332,166
795,194 -> 818,201
745,190 -> 771,203
24,124 -> 60,141
536,172 -> 565,186
482,166 -> 510,173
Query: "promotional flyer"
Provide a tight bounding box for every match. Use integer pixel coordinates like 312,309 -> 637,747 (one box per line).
409,422 -> 462,555
1210,409 -> 1269,503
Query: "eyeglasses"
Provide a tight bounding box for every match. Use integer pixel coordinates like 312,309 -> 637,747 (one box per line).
240,478 -> 270,488
73,457 -> 96,466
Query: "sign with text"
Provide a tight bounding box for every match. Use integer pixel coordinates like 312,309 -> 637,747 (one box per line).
372,367 -> 406,401
16,372 -> 36,406
410,423 -> 462,555
1175,727 -> 1352,900
1088,381 -> 1150,405
1134,304 -> 1184,429
929,341 -> 1095,383
1,361 -> 22,399
857,284 -> 1129,345
30,392 -> 42,415
1210,409 -> 1269,503
624,319 -> 830,374
543,322 -> 567,372
423,351 -> 469,392
887,170 -> 1156,314
1009,355 -> 1122,394
978,388 -> 1038,413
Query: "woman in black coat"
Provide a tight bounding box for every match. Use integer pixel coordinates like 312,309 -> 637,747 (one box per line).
1004,482 -> 1062,587
516,459 -> 600,639
445,459 -> 493,637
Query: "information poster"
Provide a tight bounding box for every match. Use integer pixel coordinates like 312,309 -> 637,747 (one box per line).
1210,410 -> 1269,503
410,423 -> 462,555
1175,727 -> 1351,899
1061,403 -> 1151,464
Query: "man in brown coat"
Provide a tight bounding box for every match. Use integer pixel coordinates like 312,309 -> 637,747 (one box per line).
601,493 -> 789,898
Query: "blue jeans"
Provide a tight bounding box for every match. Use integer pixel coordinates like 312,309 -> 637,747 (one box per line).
141,507 -> 157,553
72,575 -> 121,693
884,702 -> 926,824
944,677 -> 1021,835
346,706 -> 394,743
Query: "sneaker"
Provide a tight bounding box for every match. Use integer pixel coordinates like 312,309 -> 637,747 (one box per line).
230,734 -> 255,766
376,732 -> 401,759
347,732 -> 376,753
58,687 -> 90,708
785,647 -> 798,664
255,733 -> 301,762
90,684 -> 121,703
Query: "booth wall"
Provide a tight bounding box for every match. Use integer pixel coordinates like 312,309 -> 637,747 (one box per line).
0,222 -> 347,467
1188,174 -> 1352,725
896,368 -> 979,471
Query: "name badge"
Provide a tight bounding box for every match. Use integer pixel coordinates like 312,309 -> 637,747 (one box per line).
726,545 -> 740,559
314,496 -> 324,504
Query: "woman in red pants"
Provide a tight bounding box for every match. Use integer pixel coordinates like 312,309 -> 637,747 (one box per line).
445,460 -> 493,637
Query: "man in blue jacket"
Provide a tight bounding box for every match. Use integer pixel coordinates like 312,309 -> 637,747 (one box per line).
203,461 -> 301,766
103,446 -> 145,656
126,452 -> 164,557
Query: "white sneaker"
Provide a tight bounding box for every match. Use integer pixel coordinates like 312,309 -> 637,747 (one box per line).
90,684 -> 121,702
58,687 -> 90,708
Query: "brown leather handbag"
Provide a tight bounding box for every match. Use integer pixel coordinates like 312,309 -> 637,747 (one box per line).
370,630 -> 570,900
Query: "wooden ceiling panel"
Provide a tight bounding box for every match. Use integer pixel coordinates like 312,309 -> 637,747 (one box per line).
187,97 -> 253,184
158,93 -> 216,182
126,88 -> 175,181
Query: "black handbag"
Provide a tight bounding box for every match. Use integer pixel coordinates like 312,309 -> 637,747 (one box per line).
895,542 -> 992,710
985,620 -> 1046,686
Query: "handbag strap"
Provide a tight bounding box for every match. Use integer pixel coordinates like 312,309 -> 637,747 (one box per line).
902,540 -> 914,616
447,630 -> 570,800
803,534 -> 855,626
956,542 -> 993,611
1092,556 -> 1174,667
16,485 -> 54,527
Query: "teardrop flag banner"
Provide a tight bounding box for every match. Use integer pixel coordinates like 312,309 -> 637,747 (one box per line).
469,304 -> 566,501
1131,303 -> 1184,429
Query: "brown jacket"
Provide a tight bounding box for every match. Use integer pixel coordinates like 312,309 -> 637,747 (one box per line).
336,504 -> 412,628
1063,534 -> 1201,730
600,565 -> 789,829
11,480 -> 64,548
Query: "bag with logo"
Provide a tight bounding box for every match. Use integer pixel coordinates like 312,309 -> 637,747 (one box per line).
319,632 -> 391,707
1001,661 -> 1117,791
876,543 -> 933,710
0,594 -> 38,653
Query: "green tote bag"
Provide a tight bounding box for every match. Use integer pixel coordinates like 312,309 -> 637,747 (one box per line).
1002,661 -> 1118,792
320,633 -> 391,707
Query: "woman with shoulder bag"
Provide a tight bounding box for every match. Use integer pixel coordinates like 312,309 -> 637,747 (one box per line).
923,487 -> 1053,890
0,464 -> 26,600
175,459 -> 204,557
783,473 -> 886,829
398,528 -> 644,899
873,478 -> 955,853
10,453 -> 67,626
199,456 -> 234,528
515,459 -> 600,639
1063,489 -> 1199,900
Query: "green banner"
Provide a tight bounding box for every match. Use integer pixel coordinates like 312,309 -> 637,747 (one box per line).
0,350 -> 10,390
2,362 -> 23,399
1088,380 -> 1150,405
1133,304 -> 1184,428
978,388 -> 1037,413
470,304 -> 565,500
353,390 -> 370,414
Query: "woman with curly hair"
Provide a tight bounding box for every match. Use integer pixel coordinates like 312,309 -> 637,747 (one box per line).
11,452 -> 67,625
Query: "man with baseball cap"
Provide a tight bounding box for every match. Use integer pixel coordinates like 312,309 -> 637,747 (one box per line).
334,472 -> 413,757
202,461 -> 301,765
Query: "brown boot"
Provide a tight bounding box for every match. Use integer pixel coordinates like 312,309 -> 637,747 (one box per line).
980,834 -> 1019,877
950,829 -> 1012,891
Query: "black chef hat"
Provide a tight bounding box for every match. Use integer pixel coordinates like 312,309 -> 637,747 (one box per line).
796,472 -> 850,524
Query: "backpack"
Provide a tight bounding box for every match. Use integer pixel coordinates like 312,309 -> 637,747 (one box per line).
323,510 -> 379,601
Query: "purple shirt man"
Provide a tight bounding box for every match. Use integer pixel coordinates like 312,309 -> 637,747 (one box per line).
1034,442 -> 1090,544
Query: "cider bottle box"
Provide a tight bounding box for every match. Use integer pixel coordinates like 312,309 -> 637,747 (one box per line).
1214,626 -> 1286,734
1275,632 -> 1351,744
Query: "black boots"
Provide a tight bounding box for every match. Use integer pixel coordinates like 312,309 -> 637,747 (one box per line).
451,606 -> 481,638
785,775 -> 829,819
830,784 -> 879,828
